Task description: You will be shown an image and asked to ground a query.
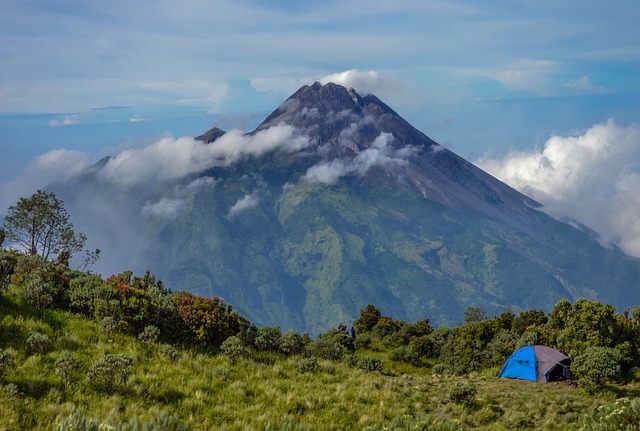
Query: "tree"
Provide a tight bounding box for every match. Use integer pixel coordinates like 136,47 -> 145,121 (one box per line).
3,190 -> 86,260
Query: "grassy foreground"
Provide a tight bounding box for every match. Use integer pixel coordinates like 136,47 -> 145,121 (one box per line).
1,293 -> 638,431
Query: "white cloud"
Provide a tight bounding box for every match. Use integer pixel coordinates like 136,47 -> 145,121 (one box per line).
304,132 -> 414,184
129,114 -> 150,122
142,198 -> 184,219
2,149 -> 92,209
98,124 -> 310,186
477,119 -> 640,257
318,70 -> 413,105
564,76 -> 610,94
228,193 -> 259,218
49,115 -> 80,127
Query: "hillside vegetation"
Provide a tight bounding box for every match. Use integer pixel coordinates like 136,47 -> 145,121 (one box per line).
1,249 -> 640,430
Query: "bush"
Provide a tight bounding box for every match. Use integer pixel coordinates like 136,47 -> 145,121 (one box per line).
87,354 -> 134,394
55,351 -> 82,390
307,339 -> 344,361
356,355 -> 383,372
354,334 -> 372,350
220,336 -> 247,362
449,384 -> 477,405
253,326 -> 282,352
354,304 -> 382,332
279,329 -> 304,355
138,325 -> 161,343
160,344 -> 180,361
0,348 -> 16,380
578,398 -> 640,431
297,357 -> 320,374
20,273 -> 53,310
26,331 -> 52,354
99,316 -> 118,336
68,274 -> 113,316
573,346 -> 622,392
388,345 -> 421,366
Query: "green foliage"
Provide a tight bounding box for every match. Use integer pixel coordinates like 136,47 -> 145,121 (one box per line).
220,336 -> 247,362
99,316 -> 118,336
55,351 -> 82,390
3,190 -> 86,260
279,329 -> 304,355
0,348 -> 16,380
254,326 -> 282,352
578,398 -> 640,431
354,334 -> 372,350
86,354 -> 134,394
296,357 -> 320,374
55,410 -> 189,431
138,325 -> 161,343
105,272 -> 159,335
464,306 -> 486,324
389,345 -> 421,366
511,309 -> 548,335
355,304 -> 382,332
573,346 -> 622,392
448,384 -> 477,405
68,273 -> 113,316
160,344 -> 180,361
25,331 -> 52,354
0,250 -> 18,291
20,272 -> 54,310
356,354 -> 383,372
552,299 -> 618,354
173,292 -> 246,346
307,338 -> 345,361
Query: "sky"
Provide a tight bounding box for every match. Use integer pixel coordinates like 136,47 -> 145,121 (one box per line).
1,0 -> 640,257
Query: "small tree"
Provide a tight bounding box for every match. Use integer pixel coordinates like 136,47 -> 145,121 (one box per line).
26,332 -> 52,354
220,336 -> 247,362
87,354 -> 134,394
464,306 -> 486,324
55,351 -> 81,390
0,349 -> 16,381
573,346 -> 622,392
3,190 -> 86,260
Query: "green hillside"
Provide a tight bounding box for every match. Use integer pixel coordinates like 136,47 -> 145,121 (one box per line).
1,248 -> 640,430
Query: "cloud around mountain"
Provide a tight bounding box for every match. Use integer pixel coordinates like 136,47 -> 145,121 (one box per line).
477,119 -> 640,257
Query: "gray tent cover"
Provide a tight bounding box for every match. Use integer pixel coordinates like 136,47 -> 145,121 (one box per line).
498,345 -> 570,383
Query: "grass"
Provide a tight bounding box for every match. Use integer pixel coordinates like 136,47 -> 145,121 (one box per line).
0,293 -> 635,430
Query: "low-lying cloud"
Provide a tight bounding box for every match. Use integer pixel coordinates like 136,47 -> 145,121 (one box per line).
304,132 -> 414,184
319,69 -> 413,106
2,149 -> 92,208
228,193 -> 260,218
98,124 -> 310,186
477,119 -> 640,257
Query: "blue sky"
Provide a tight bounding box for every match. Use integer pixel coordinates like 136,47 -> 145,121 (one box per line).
2,0 -> 640,255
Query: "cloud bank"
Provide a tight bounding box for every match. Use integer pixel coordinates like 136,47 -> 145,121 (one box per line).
304,132 -> 414,184
319,70 -> 413,106
98,124 -> 310,186
2,149 -> 92,209
477,119 -> 640,257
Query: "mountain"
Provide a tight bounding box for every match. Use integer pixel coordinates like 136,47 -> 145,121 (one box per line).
53,82 -> 640,334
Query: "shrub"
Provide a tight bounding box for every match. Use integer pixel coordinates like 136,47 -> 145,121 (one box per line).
253,326 -> 282,352
68,274 -> 113,316
449,384 -> 477,405
160,344 -> 180,361
0,348 -> 16,380
372,318 -> 398,339
26,331 -> 52,354
432,363 -> 450,375
87,354 -> 134,394
220,336 -> 247,362
20,272 -> 53,310
3,383 -> 19,399
354,304 -> 382,332
99,316 -> 118,336
55,351 -> 82,390
354,334 -> 372,350
279,329 -> 304,355
297,357 -> 320,374
356,355 -> 383,372
388,345 -> 421,366
138,325 -> 161,343
573,346 -> 622,392
307,339 -> 344,361
578,398 -> 640,431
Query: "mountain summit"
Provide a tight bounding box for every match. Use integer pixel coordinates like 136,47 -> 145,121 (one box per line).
54,82 -> 640,333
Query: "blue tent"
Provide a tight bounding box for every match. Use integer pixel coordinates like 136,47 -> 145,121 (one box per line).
498,345 -> 570,383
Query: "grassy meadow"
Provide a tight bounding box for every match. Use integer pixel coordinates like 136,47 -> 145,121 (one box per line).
1,290 -> 637,431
